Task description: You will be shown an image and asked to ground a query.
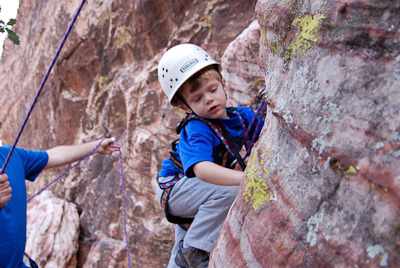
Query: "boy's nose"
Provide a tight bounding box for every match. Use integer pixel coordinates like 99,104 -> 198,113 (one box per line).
205,93 -> 213,103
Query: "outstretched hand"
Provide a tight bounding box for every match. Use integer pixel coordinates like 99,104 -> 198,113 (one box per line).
0,170 -> 12,211
95,138 -> 121,155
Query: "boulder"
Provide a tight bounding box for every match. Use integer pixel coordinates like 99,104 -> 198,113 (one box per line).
26,190 -> 79,268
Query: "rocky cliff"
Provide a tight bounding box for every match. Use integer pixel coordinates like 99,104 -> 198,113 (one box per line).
1,0 -> 399,267
212,0 -> 400,267
0,0 -> 261,267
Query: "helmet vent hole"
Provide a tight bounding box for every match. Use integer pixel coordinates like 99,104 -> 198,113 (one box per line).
170,85 -> 172,88
166,69 -> 168,72
176,78 -> 178,81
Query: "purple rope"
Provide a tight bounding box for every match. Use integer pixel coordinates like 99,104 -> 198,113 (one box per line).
238,98 -> 266,152
243,100 -> 267,160
118,148 -> 132,268
27,137 -> 104,203
1,0 -> 87,175
27,139 -> 132,267
238,98 -> 266,160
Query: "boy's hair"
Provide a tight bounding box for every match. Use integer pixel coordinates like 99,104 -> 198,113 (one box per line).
172,65 -> 222,106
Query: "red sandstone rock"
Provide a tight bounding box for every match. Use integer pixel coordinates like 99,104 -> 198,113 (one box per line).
211,0 -> 400,267
26,190 -> 79,268
0,0 -> 259,266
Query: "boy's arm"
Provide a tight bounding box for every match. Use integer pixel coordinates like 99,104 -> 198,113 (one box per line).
193,161 -> 243,186
45,138 -> 120,170
0,172 -> 12,211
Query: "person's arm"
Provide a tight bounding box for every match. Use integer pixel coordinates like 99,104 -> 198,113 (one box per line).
44,138 -> 120,170
193,161 -> 244,186
0,171 -> 12,211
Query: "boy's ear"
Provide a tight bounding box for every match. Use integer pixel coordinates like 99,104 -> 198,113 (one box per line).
222,78 -> 226,88
178,103 -> 192,113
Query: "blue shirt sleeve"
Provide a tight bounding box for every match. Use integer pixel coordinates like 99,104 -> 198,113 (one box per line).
178,120 -> 220,177
15,147 -> 49,181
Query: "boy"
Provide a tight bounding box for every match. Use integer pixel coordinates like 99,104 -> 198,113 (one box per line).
0,138 -> 120,268
156,43 -> 264,267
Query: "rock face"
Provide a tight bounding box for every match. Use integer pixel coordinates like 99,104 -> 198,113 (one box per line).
26,190 -> 79,268
0,0 -> 260,267
211,0 -> 400,267
2,0 -> 399,267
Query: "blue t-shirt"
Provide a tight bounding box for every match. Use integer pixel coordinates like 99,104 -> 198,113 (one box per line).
158,106 -> 264,178
0,146 -> 48,268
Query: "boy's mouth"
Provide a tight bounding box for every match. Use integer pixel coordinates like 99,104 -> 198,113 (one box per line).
209,105 -> 219,112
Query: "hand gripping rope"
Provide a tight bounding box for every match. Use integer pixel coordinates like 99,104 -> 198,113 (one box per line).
0,1 -> 131,266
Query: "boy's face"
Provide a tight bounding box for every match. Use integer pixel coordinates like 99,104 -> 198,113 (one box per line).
179,79 -> 229,120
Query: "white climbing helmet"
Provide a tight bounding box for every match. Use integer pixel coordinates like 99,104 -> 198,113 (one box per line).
158,43 -> 219,106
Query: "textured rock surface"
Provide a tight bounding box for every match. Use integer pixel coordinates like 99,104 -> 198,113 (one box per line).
26,190 -> 79,268
0,0 -> 259,267
211,0 -> 400,267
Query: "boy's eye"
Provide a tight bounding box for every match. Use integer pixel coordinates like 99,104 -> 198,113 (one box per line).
192,96 -> 201,102
210,87 -> 217,92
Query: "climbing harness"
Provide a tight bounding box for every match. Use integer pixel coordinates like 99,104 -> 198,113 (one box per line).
0,0 -> 131,266
157,107 -> 263,230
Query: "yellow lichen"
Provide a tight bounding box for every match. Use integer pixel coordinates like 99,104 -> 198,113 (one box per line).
371,183 -> 377,191
243,150 -> 276,211
97,75 -> 108,88
345,165 -> 357,174
115,26 -> 133,49
261,29 -> 267,45
284,13 -> 326,60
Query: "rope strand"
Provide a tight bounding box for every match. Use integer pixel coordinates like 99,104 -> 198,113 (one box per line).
0,0 -> 131,265
27,137 -> 104,203
119,147 -> 132,267
1,0 -> 87,174
27,138 -> 132,267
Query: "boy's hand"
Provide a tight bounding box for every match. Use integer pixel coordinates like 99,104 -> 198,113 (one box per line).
95,138 -> 120,155
0,171 -> 12,211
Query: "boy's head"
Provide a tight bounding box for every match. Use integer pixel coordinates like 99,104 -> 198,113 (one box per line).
158,43 -> 229,119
